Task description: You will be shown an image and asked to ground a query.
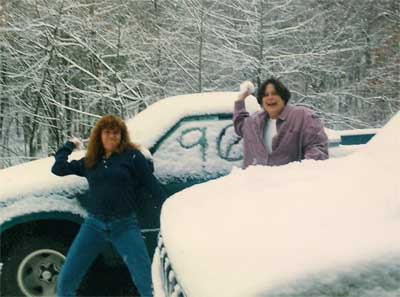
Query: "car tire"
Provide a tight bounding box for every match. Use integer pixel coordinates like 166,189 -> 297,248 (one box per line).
1,235 -> 68,297
1,234 -> 138,297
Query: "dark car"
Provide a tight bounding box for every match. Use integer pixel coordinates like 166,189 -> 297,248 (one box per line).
0,92 -> 377,296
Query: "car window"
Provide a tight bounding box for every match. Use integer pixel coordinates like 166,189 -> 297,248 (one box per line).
152,115 -> 243,182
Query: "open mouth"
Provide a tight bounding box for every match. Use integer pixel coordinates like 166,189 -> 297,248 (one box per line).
265,102 -> 278,107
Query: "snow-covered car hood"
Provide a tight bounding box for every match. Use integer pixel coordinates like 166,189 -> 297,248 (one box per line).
159,112 -> 400,297
0,151 -> 87,203
0,150 -> 88,225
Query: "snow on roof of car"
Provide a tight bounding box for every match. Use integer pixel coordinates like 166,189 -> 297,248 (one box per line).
126,92 -> 259,148
159,112 -> 400,297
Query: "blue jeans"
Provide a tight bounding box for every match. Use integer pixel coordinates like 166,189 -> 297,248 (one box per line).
56,214 -> 153,297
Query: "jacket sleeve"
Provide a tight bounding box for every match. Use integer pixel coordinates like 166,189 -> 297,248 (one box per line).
51,141 -> 86,177
302,112 -> 329,160
233,100 -> 250,137
131,150 -> 167,205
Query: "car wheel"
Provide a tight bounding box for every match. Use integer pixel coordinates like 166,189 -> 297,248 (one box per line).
1,235 -> 67,297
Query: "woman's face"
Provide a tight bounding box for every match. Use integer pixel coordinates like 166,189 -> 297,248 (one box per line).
262,84 -> 285,119
101,128 -> 121,152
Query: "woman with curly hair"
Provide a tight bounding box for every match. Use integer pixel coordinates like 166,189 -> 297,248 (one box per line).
52,114 -> 165,297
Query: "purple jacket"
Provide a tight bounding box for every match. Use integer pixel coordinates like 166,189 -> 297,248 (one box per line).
233,100 -> 329,168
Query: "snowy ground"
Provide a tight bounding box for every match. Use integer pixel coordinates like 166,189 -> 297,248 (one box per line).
156,112 -> 400,297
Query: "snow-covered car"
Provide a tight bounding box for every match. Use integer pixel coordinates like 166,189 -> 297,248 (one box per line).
152,111 -> 400,297
0,92 -> 377,297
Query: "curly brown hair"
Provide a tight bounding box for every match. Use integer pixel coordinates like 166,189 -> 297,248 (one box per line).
84,115 -> 140,169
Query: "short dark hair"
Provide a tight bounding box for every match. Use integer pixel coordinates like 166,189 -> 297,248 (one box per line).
256,78 -> 291,105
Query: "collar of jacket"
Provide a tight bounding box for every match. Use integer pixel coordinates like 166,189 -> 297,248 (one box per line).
254,104 -> 293,129
102,149 -> 121,161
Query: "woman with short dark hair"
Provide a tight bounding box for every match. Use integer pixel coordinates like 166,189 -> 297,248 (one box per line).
52,115 -> 165,297
256,77 -> 292,106
234,78 -> 329,168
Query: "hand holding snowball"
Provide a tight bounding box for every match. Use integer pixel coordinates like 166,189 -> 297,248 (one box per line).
69,136 -> 82,150
238,81 -> 255,101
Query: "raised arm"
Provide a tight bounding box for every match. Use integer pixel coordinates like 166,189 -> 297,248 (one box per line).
233,100 -> 250,137
233,81 -> 254,137
51,141 -> 85,177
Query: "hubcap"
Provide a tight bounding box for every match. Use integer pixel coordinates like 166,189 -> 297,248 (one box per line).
17,249 -> 65,297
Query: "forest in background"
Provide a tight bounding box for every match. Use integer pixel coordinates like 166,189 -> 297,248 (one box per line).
0,0 -> 399,168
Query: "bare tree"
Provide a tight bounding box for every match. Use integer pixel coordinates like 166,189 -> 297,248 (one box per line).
0,0 -> 398,168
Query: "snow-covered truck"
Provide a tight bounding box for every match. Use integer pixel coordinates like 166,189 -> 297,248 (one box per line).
153,111 -> 399,297
0,92 -> 378,296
